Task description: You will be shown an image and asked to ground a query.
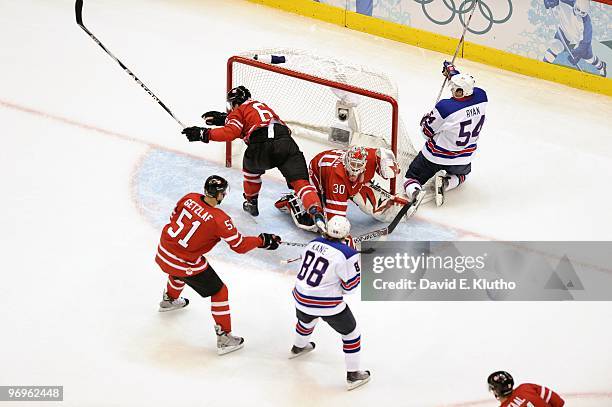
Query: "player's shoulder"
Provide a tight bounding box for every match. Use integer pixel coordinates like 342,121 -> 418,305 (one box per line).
178,192 -> 202,205
311,236 -> 358,259
435,87 -> 488,119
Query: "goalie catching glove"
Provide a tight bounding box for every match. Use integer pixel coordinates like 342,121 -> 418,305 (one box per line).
259,233 -> 281,250
202,111 -> 227,126
182,126 -> 210,143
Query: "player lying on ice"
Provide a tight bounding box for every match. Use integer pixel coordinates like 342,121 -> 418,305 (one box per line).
181,86 -> 326,232
403,61 -> 488,207
488,371 -> 565,407
289,215 -> 371,391
275,145 -> 410,233
155,175 -> 281,355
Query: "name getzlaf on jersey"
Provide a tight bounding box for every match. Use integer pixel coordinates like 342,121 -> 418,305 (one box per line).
156,193 -> 262,277
422,87 -> 488,166
309,148 -> 377,219
292,237 -> 361,317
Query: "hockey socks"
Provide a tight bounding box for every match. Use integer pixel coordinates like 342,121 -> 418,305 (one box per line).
342,327 -> 361,372
243,171 -> 262,199
291,180 -> 322,212
211,284 -> 232,333
294,318 -> 318,348
166,275 -> 186,299
445,173 -> 468,191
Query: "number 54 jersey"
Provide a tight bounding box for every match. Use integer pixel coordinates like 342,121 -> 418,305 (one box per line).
422,86 -> 488,166
292,237 -> 361,317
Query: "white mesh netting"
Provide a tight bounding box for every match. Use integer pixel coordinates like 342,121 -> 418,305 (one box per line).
228,48 -> 418,192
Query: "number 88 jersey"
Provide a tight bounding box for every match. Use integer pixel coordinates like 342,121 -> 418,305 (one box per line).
292,237 -> 361,317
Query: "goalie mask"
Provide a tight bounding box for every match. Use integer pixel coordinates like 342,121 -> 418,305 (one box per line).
376,148 -> 400,179
226,86 -> 251,111
344,146 -> 368,182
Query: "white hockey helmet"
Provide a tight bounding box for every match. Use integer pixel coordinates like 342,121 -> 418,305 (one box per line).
376,147 -> 400,179
449,73 -> 475,97
344,146 -> 368,181
574,0 -> 590,17
326,216 -> 351,240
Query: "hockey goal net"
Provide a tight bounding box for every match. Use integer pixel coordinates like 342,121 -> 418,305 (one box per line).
226,48 -> 418,194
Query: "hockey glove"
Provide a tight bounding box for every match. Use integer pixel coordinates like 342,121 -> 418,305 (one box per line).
259,233 -> 281,250
201,111 -> 227,126
442,61 -> 459,79
182,126 -> 210,143
420,112 -> 435,138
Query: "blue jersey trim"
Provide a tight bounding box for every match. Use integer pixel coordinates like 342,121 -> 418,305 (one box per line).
435,87 -> 487,119
312,236 -> 358,259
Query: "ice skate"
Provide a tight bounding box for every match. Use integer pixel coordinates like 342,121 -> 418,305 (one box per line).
405,188 -> 426,219
243,194 -> 259,217
215,324 -> 244,355
434,170 -> 449,207
289,342 -> 315,359
158,291 -> 189,312
601,61 -> 607,78
347,370 -> 371,390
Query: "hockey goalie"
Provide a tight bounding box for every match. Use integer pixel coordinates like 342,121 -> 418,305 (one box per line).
274,146 -> 406,232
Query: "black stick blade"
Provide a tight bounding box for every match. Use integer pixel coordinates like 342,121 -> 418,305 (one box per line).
75,0 -> 84,26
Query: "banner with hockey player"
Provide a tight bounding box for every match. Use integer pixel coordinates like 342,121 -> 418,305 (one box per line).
312,0 -> 611,79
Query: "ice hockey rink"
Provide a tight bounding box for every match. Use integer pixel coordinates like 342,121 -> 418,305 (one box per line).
1,0 -> 612,406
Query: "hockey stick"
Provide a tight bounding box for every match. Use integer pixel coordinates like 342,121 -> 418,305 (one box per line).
434,0 -> 479,104
280,247 -> 375,264
352,203 -> 411,243
367,181 -> 409,205
555,27 -> 584,72
75,0 -> 186,127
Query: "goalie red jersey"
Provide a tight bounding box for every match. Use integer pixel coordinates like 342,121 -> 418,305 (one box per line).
156,192 -> 263,277
500,384 -> 564,407
208,100 -> 286,143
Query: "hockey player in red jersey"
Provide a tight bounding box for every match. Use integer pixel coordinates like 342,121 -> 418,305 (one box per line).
181,86 -> 325,232
155,175 -> 281,355
488,371 -> 565,407
275,145 -> 407,232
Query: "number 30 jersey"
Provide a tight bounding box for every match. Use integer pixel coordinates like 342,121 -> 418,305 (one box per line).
421,87 -> 488,166
292,237 -> 361,317
156,193 -> 263,277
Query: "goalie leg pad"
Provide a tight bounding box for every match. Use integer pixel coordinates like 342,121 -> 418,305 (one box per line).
352,184 -> 403,222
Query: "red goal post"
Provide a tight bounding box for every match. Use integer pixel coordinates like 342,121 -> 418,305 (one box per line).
225,51 -> 416,195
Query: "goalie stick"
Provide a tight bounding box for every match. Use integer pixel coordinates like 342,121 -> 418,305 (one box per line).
434,0 -> 479,104
280,200 -> 414,248
75,0 -> 186,127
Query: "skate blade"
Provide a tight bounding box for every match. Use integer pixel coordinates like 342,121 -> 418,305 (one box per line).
217,342 -> 244,355
158,303 -> 188,312
405,190 -> 426,219
288,345 -> 315,359
347,376 -> 371,391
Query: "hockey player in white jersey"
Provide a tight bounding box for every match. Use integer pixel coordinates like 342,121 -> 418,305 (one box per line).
403,61 -> 488,207
289,216 -> 370,390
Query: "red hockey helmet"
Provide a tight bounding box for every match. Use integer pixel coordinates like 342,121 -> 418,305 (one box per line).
344,146 -> 368,182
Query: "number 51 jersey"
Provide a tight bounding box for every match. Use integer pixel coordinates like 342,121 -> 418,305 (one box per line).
292,237 -> 361,317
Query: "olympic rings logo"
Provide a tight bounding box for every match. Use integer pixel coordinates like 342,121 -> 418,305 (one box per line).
413,0 -> 513,35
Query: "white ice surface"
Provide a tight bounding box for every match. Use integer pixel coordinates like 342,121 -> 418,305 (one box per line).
1,1 -> 612,406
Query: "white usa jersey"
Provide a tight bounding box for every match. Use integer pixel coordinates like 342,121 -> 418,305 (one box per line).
292,237 -> 361,317
421,87 -> 488,166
